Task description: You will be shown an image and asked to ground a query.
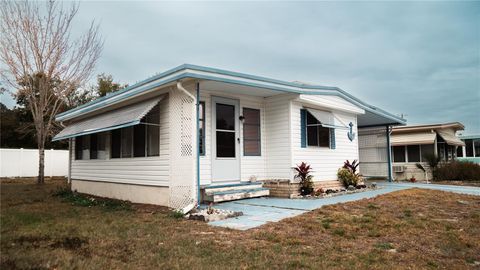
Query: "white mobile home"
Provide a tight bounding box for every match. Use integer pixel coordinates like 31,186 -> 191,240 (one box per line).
54,64 -> 405,209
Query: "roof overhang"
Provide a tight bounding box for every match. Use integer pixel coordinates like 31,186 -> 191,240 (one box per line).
56,64 -> 406,127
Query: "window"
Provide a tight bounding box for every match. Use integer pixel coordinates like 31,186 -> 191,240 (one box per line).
420,144 -> 435,161
90,134 -> 98,159
407,145 -> 420,163
121,127 -> 133,158
110,104 -> 160,159
392,146 -> 405,162
133,125 -> 146,157
97,133 -> 107,159
216,103 -> 236,158
90,133 -> 107,160
474,140 -> 480,158
456,146 -> 463,158
243,108 -> 261,156
306,111 -> 330,147
145,104 -> 160,157
82,135 -> 90,160
199,102 -> 205,155
75,136 -> 83,160
111,129 -> 121,158
465,139 -> 473,157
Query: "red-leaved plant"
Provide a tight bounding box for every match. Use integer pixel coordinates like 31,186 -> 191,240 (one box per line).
343,160 -> 359,175
295,162 -> 314,195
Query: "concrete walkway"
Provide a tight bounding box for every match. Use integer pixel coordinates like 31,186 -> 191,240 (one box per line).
209,182 -> 480,230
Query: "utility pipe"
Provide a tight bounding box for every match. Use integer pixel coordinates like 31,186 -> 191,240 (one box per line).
386,125 -> 393,182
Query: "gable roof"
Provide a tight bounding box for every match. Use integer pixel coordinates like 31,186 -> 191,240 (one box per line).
56,64 -> 406,126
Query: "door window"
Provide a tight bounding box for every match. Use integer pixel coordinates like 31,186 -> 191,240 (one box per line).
216,103 -> 236,158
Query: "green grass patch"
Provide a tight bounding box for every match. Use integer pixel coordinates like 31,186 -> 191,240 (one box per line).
53,188 -> 132,211
332,228 -> 345,237
375,242 -> 394,250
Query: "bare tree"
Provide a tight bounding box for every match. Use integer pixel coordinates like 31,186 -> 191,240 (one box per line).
0,0 -> 103,184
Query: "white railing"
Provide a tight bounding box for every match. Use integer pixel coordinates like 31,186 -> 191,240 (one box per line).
0,148 -> 69,177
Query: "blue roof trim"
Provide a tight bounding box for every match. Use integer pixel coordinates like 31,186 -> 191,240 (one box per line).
52,120 -> 140,141
56,64 -> 406,125
182,64 -> 339,90
459,135 -> 480,140
56,64 -> 189,119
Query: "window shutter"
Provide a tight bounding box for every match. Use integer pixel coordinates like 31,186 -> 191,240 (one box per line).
300,109 -> 307,148
329,128 -> 336,149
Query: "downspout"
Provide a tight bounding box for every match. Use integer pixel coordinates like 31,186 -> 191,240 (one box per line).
195,82 -> 201,206
68,138 -> 72,184
176,81 -> 196,100
175,80 -> 200,209
386,125 -> 393,182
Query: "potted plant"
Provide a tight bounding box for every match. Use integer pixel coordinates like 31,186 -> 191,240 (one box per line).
295,162 -> 314,196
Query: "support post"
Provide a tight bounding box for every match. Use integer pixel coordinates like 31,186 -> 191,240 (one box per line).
196,82 -> 201,206
386,125 -> 393,182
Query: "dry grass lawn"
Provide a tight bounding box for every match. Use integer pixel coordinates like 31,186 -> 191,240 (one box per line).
1,178 -> 479,269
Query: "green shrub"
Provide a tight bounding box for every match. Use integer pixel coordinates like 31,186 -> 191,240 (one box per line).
337,168 -> 360,187
434,161 -> 480,181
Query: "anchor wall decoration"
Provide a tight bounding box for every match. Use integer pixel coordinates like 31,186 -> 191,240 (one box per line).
347,122 -> 356,142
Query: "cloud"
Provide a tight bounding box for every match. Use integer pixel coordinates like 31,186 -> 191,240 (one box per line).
2,1 -> 479,134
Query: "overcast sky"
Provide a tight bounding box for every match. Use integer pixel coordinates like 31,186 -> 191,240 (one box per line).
1,1 -> 479,134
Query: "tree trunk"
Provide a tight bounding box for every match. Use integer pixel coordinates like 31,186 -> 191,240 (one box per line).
38,147 -> 45,184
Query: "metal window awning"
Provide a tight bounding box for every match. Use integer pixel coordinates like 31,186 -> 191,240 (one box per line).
52,98 -> 162,141
437,129 -> 465,146
305,108 -> 348,129
390,132 -> 436,146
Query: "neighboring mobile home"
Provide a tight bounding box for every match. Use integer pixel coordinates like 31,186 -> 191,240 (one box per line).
456,134 -> 480,164
360,122 -> 465,181
53,64 -> 405,209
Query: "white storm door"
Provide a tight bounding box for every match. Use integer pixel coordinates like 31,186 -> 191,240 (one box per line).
211,97 -> 240,183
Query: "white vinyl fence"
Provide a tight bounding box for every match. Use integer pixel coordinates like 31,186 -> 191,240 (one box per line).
0,148 -> 69,177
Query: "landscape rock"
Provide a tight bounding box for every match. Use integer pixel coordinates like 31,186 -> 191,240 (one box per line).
189,208 -> 243,222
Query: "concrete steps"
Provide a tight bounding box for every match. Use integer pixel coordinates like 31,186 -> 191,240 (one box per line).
203,183 -> 269,203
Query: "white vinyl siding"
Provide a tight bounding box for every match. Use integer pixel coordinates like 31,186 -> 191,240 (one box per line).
291,101 -> 360,181
71,95 -> 170,186
264,94 -> 294,179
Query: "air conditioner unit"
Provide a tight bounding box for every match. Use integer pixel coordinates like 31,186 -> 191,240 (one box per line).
393,165 -> 405,173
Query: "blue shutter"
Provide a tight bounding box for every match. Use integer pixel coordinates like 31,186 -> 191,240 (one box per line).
300,109 -> 307,148
330,128 -> 336,149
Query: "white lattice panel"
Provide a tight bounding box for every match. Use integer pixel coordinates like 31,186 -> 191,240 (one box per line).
169,87 -> 197,210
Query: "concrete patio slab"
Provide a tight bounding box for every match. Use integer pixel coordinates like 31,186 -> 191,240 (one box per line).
208,182 -> 480,230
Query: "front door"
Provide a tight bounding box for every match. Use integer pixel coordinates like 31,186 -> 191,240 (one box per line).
212,97 -> 240,183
